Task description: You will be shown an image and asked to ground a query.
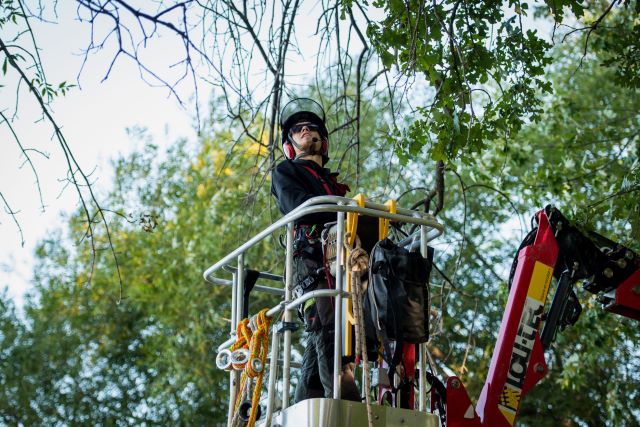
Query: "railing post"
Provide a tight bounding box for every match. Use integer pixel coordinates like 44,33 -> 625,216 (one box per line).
265,325 -> 280,426
419,225 -> 429,412
230,272 -> 238,330
236,254 -> 245,322
227,272 -> 239,427
235,256 -> 246,423
282,223 -> 295,408
333,207 -> 345,399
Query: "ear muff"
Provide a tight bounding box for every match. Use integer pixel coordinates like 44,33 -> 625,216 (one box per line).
283,142 -> 296,160
321,139 -> 328,155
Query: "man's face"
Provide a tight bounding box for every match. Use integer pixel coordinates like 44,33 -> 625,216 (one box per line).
290,121 -> 322,153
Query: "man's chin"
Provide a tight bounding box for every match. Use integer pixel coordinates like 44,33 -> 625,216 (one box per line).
298,140 -> 319,150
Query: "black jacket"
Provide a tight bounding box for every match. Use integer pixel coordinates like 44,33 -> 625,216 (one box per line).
271,159 -> 349,226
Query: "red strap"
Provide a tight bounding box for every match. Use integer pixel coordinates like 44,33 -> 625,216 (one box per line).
302,165 -> 334,195
402,343 -> 416,409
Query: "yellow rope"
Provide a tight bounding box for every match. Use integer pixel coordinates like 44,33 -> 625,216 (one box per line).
247,309 -> 272,426
230,318 -> 252,370
230,308 -> 273,427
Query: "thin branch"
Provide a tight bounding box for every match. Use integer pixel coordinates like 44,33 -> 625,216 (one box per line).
0,192 -> 25,247
0,110 -> 47,212
348,6 -> 369,187
0,36 -> 125,302
587,184 -> 640,209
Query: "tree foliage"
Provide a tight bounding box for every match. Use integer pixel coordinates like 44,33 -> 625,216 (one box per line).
1,114 -> 280,424
1,0 -> 639,426
1,0 -> 125,298
418,18 -> 640,426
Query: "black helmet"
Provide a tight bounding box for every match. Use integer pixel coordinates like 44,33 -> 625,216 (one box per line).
280,98 -> 328,140
280,98 -> 330,164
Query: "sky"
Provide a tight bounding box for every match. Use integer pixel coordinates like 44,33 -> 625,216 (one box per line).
0,3 -> 198,307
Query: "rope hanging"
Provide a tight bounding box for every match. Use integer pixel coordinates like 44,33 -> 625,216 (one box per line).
347,238 -> 374,427
230,318 -> 252,370
229,308 -> 273,427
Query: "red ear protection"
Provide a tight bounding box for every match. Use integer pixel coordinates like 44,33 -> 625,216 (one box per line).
284,142 -> 296,159
321,139 -> 328,155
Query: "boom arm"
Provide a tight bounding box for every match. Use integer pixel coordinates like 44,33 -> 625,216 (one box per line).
445,206 -> 640,427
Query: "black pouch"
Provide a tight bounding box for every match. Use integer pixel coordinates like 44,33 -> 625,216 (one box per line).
303,303 -> 320,331
396,250 -> 431,343
365,238 -> 432,345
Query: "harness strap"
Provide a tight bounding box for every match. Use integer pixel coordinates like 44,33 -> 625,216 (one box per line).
301,165 -> 334,195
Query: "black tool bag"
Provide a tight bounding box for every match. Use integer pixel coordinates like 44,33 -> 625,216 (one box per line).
364,238 -> 432,359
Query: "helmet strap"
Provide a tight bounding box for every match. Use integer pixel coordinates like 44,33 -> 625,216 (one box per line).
288,133 -> 324,160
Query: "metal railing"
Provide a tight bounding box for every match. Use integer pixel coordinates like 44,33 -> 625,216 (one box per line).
202,195 -> 444,426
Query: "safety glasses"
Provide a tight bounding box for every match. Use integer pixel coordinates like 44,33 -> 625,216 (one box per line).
290,122 -> 320,134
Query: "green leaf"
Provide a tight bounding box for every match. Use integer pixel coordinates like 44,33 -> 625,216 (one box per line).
380,50 -> 395,67
453,110 -> 460,135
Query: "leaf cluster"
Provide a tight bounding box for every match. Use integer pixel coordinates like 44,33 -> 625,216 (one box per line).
367,0 -> 559,163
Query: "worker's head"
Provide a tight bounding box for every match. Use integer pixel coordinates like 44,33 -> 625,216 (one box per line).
280,98 -> 329,164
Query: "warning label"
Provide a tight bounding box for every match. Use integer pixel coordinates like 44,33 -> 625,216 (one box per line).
527,261 -> 553,302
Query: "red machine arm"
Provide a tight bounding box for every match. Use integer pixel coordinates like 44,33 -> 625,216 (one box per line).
442,206 -> 640,427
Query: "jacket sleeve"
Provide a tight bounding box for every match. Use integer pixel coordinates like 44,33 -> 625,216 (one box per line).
271,163 -> 337,226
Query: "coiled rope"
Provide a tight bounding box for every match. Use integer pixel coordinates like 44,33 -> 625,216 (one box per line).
230,308 -> 273,427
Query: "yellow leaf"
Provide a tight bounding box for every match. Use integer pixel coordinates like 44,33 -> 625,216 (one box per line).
210,150 -> 220,164
197,183 -> 206,198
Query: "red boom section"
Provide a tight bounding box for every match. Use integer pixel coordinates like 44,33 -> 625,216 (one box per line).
445,206 -> 639,426
604,268 -> 640,321
475,210 -> 558,427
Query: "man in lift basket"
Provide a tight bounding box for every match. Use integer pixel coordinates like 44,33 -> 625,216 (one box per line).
271,98 -> 360,403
